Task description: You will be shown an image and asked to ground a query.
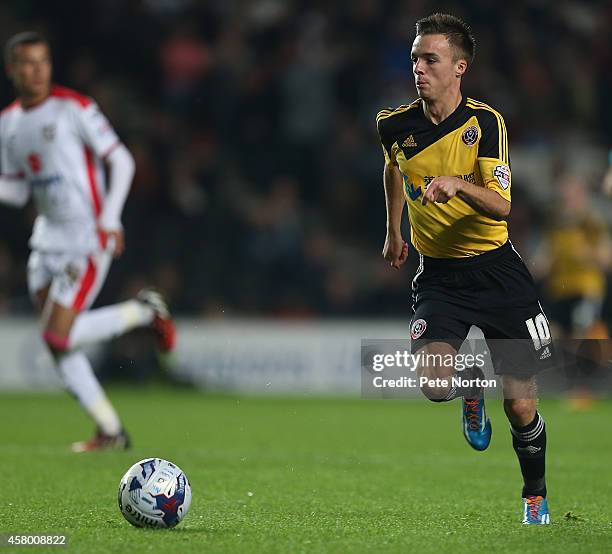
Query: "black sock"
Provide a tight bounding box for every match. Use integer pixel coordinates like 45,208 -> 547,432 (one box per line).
511,412 -> 547,498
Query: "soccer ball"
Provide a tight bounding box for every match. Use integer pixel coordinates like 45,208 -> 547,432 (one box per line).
118,458 -> 192,528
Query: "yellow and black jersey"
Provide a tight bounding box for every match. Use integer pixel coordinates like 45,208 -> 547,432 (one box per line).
376,97 -> 510,258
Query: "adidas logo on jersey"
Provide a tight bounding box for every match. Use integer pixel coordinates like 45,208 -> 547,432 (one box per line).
402,135 -> 417,148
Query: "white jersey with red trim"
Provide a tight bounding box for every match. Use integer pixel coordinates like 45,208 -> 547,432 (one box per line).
0,85 -> 120,253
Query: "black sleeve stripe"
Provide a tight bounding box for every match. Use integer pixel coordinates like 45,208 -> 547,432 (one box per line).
501,115 -> 508,164
497,110 -> 507,163
467,100 -> 503,160
472,100 -> 508,163
495,111 -> 504,162
497,110 -> 505,163
467,100 -> 508,163
467,104 -> 500,160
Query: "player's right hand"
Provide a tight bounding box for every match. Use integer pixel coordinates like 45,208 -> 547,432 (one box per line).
383,233 -> 408,269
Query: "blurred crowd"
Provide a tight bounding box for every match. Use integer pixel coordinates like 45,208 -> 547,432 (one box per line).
1,0 -> 612,320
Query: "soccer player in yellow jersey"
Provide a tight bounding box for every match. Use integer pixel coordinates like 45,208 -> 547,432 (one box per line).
377,14 -> 551,524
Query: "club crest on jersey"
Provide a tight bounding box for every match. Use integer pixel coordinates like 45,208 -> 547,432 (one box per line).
461,125 -> 478,146
42,124 -> 56,142
411,318 -> 427,340
493,164 -> 511,190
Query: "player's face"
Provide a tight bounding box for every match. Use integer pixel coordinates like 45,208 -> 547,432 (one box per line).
411,34 -> 464,101
8,43 -> 52,99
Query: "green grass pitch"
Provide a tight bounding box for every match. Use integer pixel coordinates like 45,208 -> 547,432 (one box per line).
1,389 -> 611,553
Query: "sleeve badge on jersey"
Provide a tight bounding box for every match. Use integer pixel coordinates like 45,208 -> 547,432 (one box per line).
410,318 -> 427,340
461,125 -> 479,146
493,164 -> 511,189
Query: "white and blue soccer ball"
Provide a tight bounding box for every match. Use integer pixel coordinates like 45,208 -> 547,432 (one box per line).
118,458 -> 192,528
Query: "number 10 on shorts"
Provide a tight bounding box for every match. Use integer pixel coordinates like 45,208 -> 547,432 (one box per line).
525,313 -> 551,351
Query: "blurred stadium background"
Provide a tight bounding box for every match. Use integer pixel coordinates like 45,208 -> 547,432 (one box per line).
0,0 -> 611,393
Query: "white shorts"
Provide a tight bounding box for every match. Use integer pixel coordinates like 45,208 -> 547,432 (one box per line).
27,243 -> 113,311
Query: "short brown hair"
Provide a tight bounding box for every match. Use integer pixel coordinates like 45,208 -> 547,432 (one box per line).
4,31 -> 49,66
416,13 -> 476,67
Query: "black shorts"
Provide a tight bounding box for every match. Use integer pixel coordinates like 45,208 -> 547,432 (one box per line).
410,241 -> 553,376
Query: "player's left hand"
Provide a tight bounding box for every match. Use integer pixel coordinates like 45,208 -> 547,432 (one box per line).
422,176 -> 462,205
98,227 -> 125,258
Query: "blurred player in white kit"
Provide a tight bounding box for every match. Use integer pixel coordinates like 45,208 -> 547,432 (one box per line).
0,32 -> 176,451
